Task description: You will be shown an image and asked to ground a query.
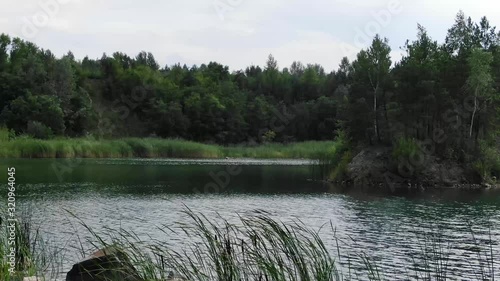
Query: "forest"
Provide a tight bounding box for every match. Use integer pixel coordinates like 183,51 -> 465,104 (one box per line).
0,11 -> 499,180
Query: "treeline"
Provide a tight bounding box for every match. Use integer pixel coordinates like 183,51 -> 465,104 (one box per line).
0,12 -> 499,161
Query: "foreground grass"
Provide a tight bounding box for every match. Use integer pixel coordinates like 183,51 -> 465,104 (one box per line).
0,136 -> 340,160
0,210 -> 63,281
71,210 -> 498,281
1,209 -> 497,280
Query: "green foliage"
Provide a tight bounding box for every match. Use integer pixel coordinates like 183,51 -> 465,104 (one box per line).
262,130 -> 276,143
0,11 -> 498,179
473,141 -> 500,182
392,137 -> 420,162
0,138 -> 340,159
0,127 -> 9,142
330,150 -> 352,181
26,121 -> 54,140
59,208 -> 499,281
1,94 -> 65,136
315,131 -> 351,181
0,211 -> 56,280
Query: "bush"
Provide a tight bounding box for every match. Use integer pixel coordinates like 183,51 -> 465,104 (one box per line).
316,131 -> 351,181
2,94 -> 65,135
474,141 -> 500,182
262,130 -> 276,143
0,127 -> 9,142
26,121 -> 54,140
392,137 -> 419,160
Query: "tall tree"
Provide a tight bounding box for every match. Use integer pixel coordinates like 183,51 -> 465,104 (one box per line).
466,48 -> 494,139
351,35 -> 392,142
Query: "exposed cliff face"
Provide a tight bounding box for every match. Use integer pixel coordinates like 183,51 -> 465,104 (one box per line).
346,146 -> 482,189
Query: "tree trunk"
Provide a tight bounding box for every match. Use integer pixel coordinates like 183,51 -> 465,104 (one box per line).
383,91 -> 389,142
469,87 -> 478,139
373,85 -> 379,142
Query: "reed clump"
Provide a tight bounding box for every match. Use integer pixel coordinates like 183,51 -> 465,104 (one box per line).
68,209 -> 498,281
0,127 -> 340,160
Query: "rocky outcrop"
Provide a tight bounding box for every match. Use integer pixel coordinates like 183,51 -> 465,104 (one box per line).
66,247 -> 144,281
346,146 -> 476,189
347,146 -> 391,185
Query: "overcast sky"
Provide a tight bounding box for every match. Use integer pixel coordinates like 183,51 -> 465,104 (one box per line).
1,0 -> 500,72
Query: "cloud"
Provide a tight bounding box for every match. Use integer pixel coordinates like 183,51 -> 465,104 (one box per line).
0,0 -> 499,72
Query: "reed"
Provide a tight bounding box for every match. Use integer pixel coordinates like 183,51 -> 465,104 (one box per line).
0,209 -> 63,281
65,209 -> 498,281
2,208 -> 498,280
0,133 -> 340,160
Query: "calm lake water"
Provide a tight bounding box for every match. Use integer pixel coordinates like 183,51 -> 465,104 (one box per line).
1,158 -> 500,280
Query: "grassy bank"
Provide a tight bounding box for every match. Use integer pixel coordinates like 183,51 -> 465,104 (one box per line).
0,135 -> 340,160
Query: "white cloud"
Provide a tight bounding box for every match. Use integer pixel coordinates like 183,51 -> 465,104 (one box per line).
0,0 -> 499,71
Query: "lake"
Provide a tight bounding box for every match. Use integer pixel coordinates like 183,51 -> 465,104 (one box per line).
1,158 -> 500,280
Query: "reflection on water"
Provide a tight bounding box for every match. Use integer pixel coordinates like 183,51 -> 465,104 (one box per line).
1,158 -> 500,280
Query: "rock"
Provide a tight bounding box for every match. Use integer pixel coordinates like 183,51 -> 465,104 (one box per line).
347,146 -> 391,185
66,247 -> 144,281
346,146 -> 474,189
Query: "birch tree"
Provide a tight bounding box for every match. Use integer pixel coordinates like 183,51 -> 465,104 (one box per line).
466,48 -> 494,139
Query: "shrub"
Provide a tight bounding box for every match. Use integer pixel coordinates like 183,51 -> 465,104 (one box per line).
474,141 -> 500,182
26,121 -> 54,140
316,131 -> 351,181
392,137 -> 419,160
262,130 -> 276,143
0,127 -> 9,142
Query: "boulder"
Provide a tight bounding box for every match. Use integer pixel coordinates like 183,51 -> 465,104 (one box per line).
66,247 -> 144,281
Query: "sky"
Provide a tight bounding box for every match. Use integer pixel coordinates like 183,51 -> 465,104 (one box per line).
1,0 -> 500,72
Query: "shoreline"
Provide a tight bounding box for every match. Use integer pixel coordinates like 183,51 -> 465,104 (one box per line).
0,137 -> 339,159
1,137 -> 497,188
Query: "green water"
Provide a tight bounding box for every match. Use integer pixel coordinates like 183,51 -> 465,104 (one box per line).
1,158 -> 500,280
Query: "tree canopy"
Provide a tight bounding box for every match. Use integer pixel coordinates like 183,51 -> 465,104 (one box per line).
0,11 -> 498,159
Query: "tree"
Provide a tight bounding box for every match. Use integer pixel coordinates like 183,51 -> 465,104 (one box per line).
351,35 -> 391,142
445,11 -> 476,55
0,34 -> 10,72
0,12 -> 498,154
135,51 -> 159,70
2,94 -> 65,135
466,48 -> 494,139
290,61 -> 305,76
393,24 -> 442,141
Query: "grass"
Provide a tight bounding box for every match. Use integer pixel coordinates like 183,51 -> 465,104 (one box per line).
64,208 -> 498,281
314,131 -> 352,181
0,127 -> 10,142
392,137 -> 420,163
1,209 -> 498,280
0,210 -> 63,281
0,129 -> 340,160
